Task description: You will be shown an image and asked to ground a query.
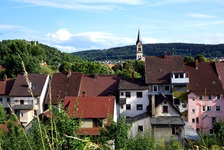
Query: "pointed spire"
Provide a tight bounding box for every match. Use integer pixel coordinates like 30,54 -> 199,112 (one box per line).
136,28 -> 142,45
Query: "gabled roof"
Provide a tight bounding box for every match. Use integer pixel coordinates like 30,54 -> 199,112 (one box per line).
118,78 -> 148,90
63,96 -> 114,119
147,93 -> 181,116
9,74 -> 49,97
79,75 -> 121,97
46,72 -> 83,105
145,55 -> 185,84
0,79 -> 15,95
185,62 -> 224,95
215,62 -> 224,89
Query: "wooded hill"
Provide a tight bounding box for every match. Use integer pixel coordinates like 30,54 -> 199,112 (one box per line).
72,43 -> 224,61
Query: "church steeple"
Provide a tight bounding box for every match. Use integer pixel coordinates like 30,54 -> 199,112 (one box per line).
136,29 -> 143,60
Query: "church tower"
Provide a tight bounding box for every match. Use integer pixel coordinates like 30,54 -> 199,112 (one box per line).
136,29 -> 143,60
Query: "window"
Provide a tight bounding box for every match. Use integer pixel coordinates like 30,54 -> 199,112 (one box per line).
208,95 -> 212,100
126,104 -> 131,110
216,106 -> 221,112
136,104 -> 143,110
174,98 -> 180,105
202,106 -> 206,112
199,96 -> 202,100
196,117 -> 199,124
192,118 -> 195,123
120,92 -> 124,96
172,127 -> 179,135
153,85 -> 158,92
163,106 -> 168,113
217,95 -> 221,100
196,128 -> 200,133
125,92 -> 131,98
34,110 -> 37,116
7,97 -> 10,103
138,48 -> 141,51
212,117 -> 216,123
210,129 -> 214,134
164,85 -> 170,91
136,92 -> 143,98
0,97 -> 2,103
207,106 -> 212,112
192,109 -> 195,113
180,74 -> 184,78
20,100 -> 24,105
93,119 -> 102,127
175,74 -> 178,78
138,126 -> 143,132
20,112 -> 24,117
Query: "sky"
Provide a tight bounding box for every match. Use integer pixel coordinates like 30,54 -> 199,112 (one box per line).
0,0 -> 224,53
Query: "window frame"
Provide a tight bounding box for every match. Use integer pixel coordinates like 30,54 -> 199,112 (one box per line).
216,106 -> 221,112
196,117 -> 199,124
164,85 -> 170,91
208,95 -> 212,100
136,92 -> 143,98
120,92 -> 124,96
217,95 -> 221,100
192,109 -> 195,113
138,125 -> 143,132
126,104 -> 131,110
207,106 -> 212,112
192,118 -> 195,123
162,106 -> 168,113
125,92 -> 131,98
199,95 -> 202,100
136,104 -> 143,110
153,85 -> 158,92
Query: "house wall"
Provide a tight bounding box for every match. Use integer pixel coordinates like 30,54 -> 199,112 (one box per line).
148,85 -> 171,94
0,95 -> 10,108
155,100 -> 180,117
153,126 -> 178,142
39,75 -> 50,114
188,92 -> 224,133
129,116 -> 151,138
119,90 -> 149,117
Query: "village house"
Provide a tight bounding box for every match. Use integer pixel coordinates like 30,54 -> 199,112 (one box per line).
0,75 -> 15,113
9,73 -> 50,126
63,96 -> 116,136
186,61 -> 224,134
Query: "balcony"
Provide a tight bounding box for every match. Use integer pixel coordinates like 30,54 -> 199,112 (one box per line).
171,72 -> 189,84
14,104 -> 33,110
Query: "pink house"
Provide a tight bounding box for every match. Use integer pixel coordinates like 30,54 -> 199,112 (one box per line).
186,61 -> 224,134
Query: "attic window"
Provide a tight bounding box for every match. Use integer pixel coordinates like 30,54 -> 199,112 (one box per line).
33,84 -> 38,89
163,106 -> 168,113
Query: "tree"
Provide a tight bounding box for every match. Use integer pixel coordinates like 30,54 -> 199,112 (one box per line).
195,54 -> 207,62
183,56 -> 195,63
59,62 -> 72,73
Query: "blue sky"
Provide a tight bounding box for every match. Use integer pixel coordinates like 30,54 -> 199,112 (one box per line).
1,0 -> 224,52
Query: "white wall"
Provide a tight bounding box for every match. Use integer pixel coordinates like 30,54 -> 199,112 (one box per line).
155,100 -> 180,117
119,90 -> 149,117
39,75 -> 50,114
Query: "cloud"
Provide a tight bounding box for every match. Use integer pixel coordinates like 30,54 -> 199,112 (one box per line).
187,13 -> 217,19
0,24 -> 23,30
46,29 -> 73,42
12,0 -> 146,10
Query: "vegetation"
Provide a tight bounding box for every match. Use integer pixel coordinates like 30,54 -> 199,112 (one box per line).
72,43 -> 224,61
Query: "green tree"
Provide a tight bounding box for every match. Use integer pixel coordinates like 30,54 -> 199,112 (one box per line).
195,54 -> 207,62
59,62 -> 72,73
184,56 -> 195,62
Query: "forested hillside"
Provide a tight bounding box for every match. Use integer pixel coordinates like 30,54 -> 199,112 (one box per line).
72,43 -> 224,61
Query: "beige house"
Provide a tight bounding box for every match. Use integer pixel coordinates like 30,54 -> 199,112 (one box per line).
9,74 -> 50,126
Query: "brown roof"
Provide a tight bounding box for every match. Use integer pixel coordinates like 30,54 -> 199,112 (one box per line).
118,78 -> 148,90
215,62 -> 224,89
46,72 -> 83,105
9,74 -> 49,97
79,75 -> 121,97
145,55 -> 185,84
0,79 -> 15,95
64,96 -> 114,119
185,62 -> 224,95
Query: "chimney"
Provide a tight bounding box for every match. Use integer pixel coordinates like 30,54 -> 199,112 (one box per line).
3,75 -> 7,81
195,59 -> 198,70
132,69 -> 134,79
82,90 -> 86,97
164,51 -> 167,59
151,95 -> 155,116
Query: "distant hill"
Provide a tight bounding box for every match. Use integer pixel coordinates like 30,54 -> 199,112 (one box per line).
72,43 -> 224,61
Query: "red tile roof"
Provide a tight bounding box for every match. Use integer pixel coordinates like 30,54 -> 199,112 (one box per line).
0,65 -> 5,71
46,72 -> 83,105
185,62 -> 224,95
79,75 -> 121,97
9,74 -> 49,97
145,55 -> 185,84
215,62 -> 224,89
64,96 -> 114,119
0,79 -> 15,95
